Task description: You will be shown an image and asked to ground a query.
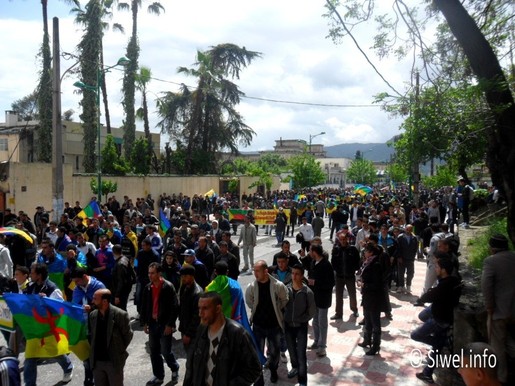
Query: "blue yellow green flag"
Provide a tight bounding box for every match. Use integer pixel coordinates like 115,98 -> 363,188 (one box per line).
3,294 -> 90,360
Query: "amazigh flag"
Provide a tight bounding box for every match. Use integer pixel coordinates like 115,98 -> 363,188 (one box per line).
206,275 -> 266,364
3,294 -> 90,360
76,200 -> 101,219
355,185 -> 373,196
228,209 -> 247,222
159,208 -> 171,237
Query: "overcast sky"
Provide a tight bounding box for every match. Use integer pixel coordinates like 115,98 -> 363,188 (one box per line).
0,0 -> 415,152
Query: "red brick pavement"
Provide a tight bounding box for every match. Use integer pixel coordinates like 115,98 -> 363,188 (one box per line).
269,260 -> 443,386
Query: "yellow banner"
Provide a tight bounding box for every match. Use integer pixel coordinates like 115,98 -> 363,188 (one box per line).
254,209 -> 291,225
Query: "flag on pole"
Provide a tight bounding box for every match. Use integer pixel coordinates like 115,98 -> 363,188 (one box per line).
159,209 -> 171,237
3,294 -> 90,360
76,200 -> 101,219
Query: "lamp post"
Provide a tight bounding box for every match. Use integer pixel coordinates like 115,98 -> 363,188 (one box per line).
74,57 -> 130,203
306,131 -> 325,187
308,131 -> 326,155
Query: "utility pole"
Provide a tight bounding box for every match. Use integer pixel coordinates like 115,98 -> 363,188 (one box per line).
412,71 -> 421,206
52,17 -> 64,221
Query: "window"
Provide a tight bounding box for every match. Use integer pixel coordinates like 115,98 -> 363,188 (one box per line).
0,139 -> 7,151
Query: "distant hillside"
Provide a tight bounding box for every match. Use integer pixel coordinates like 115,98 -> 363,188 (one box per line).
325,142 -> 394,162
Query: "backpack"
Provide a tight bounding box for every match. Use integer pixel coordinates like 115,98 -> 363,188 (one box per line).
445,234 -> 461,256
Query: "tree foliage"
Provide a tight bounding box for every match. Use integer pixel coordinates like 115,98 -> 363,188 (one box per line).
386,162 -> 408,184
135,65 -> 153,160
288,154 -> 325,189
130,137 -> 151,175
422,165 -> 457,189
11,91 -> 38,121
346,158 -> 377,185
157,43 -> 262,174
78,0 -> 103,173
119,0 -> 164,160
90,177 -> 117,202
100,134 -> 130,175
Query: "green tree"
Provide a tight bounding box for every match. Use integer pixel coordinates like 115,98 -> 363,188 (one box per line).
90,178 -> 117,202
157,44 -> 261,174
257,154 -> 288,174
100,134 -> 130,175
118,0 -> 164,160
386,162 -> 408,184
135,66 -> 153,161
130,137 -> 151,175
347,158 -> 377,185
11,91 -> 38,121
77,0 -> 103,172
288,154 -> 325,188
422,165 -> 457,189
72,0 -> 124,135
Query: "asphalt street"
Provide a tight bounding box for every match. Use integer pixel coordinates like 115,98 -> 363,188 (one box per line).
11,225 -> 314,386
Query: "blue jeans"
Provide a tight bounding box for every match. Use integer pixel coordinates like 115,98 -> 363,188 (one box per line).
148,320 -> 180,380
275,230 -> 284,244
24,355 -> 73,386
285,322 -> 308,384
411,307 -> 449,376
253,324 -> 281,386
312,307 -> 329,348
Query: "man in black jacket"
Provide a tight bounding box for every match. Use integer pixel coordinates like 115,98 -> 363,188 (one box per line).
183,292 -> 261,386
308,244 -> 335,357
330,233 -> 360,320
411,255 -> 462,384
141,262 -> 180,385
178,265 -> 203,354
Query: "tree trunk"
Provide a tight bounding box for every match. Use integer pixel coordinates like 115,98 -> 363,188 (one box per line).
434,0 -> 515,243
99,48 -> 112,134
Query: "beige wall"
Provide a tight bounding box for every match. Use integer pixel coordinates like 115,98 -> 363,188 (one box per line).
0,162 -> 280,214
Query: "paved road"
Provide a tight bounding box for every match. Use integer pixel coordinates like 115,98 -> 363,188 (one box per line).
10,224 -> 448,385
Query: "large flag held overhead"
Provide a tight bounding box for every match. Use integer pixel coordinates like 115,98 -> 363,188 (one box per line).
159,208 -> 171,237
76,200 -> 101,220
0,227 -> 33,243
3,294 -> 90,361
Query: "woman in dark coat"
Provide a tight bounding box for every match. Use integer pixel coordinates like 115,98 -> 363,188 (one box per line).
357,242 -> 385,355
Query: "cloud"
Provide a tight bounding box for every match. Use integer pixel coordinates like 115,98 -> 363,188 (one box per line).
0,0 -> 414,153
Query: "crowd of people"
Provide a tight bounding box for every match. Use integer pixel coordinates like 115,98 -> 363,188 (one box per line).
0,182 -> 511,386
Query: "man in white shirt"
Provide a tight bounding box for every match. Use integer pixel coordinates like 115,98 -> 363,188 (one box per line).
298,217 -> 314,253
0,235 -> 13,278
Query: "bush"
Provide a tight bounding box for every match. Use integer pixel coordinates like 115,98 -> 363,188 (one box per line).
468,217 -> 512,269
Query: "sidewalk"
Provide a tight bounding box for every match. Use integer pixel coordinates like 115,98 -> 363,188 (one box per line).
268,258 -> 440,385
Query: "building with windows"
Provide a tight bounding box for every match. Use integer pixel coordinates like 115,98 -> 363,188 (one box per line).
0,110 -> 160,171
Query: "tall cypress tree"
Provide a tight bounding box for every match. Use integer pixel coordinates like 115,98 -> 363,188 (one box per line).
78,0 -> 103,173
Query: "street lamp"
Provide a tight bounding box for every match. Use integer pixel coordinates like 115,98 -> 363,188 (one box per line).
308,131 -> 326,155
74,56 -> 130,203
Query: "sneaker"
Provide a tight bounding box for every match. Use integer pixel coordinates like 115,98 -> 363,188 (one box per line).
390,286 -> 397,292
358,319 -> 365,325
406,286 -> 412,293
309,342 -> 319,350
416,372 -> 435,384
316,347 -> 327,357
263,358 -> 271,369
241,267 -> 249,272
330,314 -> 342,320
396,287 -> 405,293
287,368 -> 298,378
146,377 -> 164,386
280,352 -> 288,363
353,311 -> 359,318
171,371 -> 179,385
62,369 -> 73,384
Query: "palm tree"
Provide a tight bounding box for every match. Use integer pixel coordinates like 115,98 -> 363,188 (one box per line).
117,0 -> 164,159
157,43 -> 261,174
71,1 -> 124,134
37,0 -> 78,162
135,65 -> 153,160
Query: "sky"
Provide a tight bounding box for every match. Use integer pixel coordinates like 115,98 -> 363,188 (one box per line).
0,0 -> 415,152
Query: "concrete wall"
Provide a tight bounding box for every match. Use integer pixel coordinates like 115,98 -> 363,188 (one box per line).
0,162 -> 280,213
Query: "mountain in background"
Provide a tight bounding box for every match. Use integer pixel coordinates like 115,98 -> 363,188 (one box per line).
325,142 -> 394,162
